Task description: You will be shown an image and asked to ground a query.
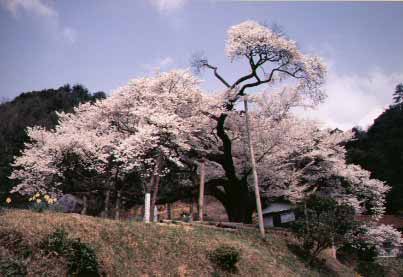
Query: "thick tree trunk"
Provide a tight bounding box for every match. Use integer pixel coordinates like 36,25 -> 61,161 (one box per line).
208,178 -> 256,223
226,206 -> 254,224
223,190 -> 255,224
81,195 -> 87,215
103,190 -> 110,218
115,190 -> 121,220
167,203 -> 172,220
150,155 -> 162,221
209,113 -> 257,224
189,200 -> 194,222
304,202 -> 310,234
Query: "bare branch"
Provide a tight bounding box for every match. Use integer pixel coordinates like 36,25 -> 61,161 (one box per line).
190,53 -> 231,88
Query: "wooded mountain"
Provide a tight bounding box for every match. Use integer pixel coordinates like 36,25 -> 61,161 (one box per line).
347,102 -> 403,214
0,84 -> 105,204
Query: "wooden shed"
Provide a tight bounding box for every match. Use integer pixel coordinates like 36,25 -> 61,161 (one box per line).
262,201 -> 295,228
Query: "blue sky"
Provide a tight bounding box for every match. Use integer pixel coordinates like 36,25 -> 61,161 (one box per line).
1,0 -> 403,130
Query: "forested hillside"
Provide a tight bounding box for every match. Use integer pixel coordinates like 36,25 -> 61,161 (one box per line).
0,85 -> 105,204
347,102 -> 403,214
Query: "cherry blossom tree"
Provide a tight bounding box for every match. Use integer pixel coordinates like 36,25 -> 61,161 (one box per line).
191,20 -> 326,222
260,126 -> 390,218
347,223 -> 403,258
189,20 -> 395,226
10,70 -> 220,217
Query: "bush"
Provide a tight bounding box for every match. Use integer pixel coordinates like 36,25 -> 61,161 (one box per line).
356,261 -> 386,277
30,201 -> 48,213
208,245 -> 240,272
339,242 -> 378,263
47,203 -> 66,213
0,258 -> 27,277
43,228 -> 70,253
68,239 -> 100,276
292,194 -> 356,264
42,228 -> 100,276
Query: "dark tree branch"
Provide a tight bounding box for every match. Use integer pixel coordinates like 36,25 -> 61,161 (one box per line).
204,64 -> 231,88
216,114 -> 237,180
205,178 -> 228,205
244,144 -> 277,178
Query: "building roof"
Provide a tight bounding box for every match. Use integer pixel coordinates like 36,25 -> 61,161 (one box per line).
262,202 -> 293,215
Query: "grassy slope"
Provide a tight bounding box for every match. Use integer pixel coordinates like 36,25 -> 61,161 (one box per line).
0,209 -> 354,277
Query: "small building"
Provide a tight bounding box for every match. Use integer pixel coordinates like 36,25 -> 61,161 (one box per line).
262,201 -> 295,228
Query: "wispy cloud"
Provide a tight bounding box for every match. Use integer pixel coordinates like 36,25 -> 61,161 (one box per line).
0,0 -> 77,45
158,56 -> 174,67
142,56 -> 175,73
148,0 -> 187,14
0,0 -> 56,17
62,27 -> 77,44
297,68 -> 403,131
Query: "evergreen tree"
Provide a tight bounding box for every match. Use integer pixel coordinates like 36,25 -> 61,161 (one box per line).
393,83 -> 403,104
347,98 -> 403,214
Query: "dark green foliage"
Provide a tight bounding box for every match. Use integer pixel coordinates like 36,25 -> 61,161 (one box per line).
42,228 -> 100,276
342,243 -> 378,263
356,261 -> 386,277
208,245 -> 240,272
0,258 -> 27,277
28,200 -> 64,213
0,84 -> 105,206
43,228 -> 71,254
377,258 -> 403,277
68,239 -> 100,276
29,201 -> 48,213
292,194 -> 356,263
393,83 -> 403,104
347,101 -> 403,214
339,226 -> 378,263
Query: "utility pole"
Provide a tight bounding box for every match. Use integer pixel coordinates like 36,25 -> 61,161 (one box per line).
243,95 -> 265,238
198,159 -> 205,221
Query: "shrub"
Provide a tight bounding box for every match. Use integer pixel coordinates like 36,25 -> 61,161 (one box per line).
47,203 -> 66,213
0,258 -> 27,277
340,242 -> 378,263
43,228 -> 70,253
292,194 -> 356,264
356,261 -> 386,277
28,193 -> 60,213
29,201 -> 48,213
68,239 -> 100,276
208,245 -> 240,272
42,228 -> 100,276
180,212 -> 191,222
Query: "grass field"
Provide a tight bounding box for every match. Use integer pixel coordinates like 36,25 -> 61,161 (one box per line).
0,209 -> 356,276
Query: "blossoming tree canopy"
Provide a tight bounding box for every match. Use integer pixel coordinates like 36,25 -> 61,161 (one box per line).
193,20 -> 326,108
10,70 -> 219,198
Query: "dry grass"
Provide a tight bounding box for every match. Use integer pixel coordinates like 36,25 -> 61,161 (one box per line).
0,209 -> 354,276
